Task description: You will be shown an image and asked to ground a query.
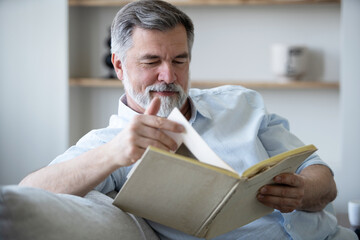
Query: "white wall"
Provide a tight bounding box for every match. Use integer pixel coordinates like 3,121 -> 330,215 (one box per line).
69,87 -> 124,145
187,4 -> 340,82
0,0 -> 68,184
334,0 -> 360,214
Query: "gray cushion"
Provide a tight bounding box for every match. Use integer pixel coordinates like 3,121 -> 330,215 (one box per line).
0,185 -> 159,240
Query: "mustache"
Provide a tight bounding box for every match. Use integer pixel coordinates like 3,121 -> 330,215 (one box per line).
146,83 -> 183,93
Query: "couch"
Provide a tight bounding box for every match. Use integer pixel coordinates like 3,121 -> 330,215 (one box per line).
2,185 -> 357,240
0,185 -> 159,240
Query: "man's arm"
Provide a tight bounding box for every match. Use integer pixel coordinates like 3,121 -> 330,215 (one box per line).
19,143 -> 125,197
19,98 -> 184,196
257,164 -> 337,213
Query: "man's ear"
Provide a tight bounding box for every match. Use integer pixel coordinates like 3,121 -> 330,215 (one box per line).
111,53 -> 124,80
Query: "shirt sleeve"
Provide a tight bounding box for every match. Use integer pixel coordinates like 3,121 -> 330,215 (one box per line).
258,113 -> 331,174
49,128 -> 129,193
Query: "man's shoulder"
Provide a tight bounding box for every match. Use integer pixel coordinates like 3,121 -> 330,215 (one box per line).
189,85 -> 265,109
189,85 -> 252,96
76,127 -> 122,147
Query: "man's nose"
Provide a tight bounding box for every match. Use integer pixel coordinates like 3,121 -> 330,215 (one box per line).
158,62 -> 176,84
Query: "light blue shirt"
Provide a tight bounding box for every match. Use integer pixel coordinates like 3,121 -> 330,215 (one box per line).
51,85 -> 352,240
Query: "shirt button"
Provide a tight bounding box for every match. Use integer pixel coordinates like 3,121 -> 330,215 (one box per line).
286,224 -> 291,229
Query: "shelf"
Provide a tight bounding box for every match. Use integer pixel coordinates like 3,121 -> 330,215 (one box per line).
69,78 -> 339,89
68,0 -> 340,6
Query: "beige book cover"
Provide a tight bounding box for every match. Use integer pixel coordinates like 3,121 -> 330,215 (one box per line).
113,108 -> 317,239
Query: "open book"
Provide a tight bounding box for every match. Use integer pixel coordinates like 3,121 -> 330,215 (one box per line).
113,108 -> 317,239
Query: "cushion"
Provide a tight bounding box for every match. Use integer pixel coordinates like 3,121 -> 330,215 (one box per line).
0,185 -> 159,240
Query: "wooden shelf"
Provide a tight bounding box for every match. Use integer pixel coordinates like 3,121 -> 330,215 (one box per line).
68,0 -> 340,6
69,78 -> 339,89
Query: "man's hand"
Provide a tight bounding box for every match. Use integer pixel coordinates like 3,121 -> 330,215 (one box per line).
19,97 -> 185,196
257,173 -> 306,213
107,97 -> 185,167
257,165 -> 337,213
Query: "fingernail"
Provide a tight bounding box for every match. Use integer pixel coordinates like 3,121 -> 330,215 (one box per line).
261,187 -> 267,194
275,176 -> 282,182
258,194 -> 264,199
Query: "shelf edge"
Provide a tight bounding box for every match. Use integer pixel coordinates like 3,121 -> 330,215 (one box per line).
68,0 -> 340,6
69,78 -> 339,89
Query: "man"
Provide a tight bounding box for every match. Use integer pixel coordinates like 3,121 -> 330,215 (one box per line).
20,0 -> 356,239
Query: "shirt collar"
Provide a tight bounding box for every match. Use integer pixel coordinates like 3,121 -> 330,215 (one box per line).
118,94 -> 139,117
189,96 -> 211,123
189,96 -> 212,120
108,95 -> 139,128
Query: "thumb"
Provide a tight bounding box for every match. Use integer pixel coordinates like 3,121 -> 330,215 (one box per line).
145,97 -> 161,116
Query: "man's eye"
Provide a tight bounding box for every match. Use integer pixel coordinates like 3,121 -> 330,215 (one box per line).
173,60 -> 186,64
143,61 -> 159,66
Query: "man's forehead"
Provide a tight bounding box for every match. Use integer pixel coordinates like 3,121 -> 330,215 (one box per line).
131,25 -> 188,46
129,26 -> 189,59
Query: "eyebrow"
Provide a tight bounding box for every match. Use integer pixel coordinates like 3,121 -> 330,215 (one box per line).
139,54 -> 159,61
139,52 -> 189,61
175,52 -> 189,59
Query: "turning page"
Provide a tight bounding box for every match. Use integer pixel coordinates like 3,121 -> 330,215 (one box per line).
165,108 -> 236,173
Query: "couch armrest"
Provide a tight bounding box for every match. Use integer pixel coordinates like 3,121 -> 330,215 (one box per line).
0,185 -> 159,240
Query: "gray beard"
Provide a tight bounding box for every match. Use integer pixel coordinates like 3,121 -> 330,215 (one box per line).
122,69 -> 188,117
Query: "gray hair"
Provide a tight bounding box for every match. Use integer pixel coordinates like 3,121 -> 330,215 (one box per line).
111,0 -> 194,62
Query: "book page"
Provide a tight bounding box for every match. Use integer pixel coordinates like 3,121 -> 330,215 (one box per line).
165,108 -> 236,173
242,145 -> 317,178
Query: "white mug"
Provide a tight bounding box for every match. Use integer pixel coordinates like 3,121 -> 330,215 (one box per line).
271,44 -> 308,82
348,200 -> 360,228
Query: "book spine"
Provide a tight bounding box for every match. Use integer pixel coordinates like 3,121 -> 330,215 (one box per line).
195,181 -> 240,238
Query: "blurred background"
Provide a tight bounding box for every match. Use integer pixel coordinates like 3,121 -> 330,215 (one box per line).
0,0 -> 359,227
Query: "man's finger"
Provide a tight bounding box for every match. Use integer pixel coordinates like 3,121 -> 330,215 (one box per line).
259,184 -> 303,199
145,97 -> 161,116
274,173 -> 304,188
257,193 -> 301,212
